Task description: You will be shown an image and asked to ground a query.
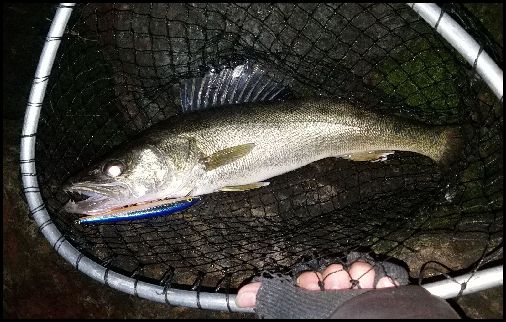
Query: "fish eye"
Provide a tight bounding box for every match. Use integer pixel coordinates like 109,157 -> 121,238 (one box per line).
103,160 -> 125,177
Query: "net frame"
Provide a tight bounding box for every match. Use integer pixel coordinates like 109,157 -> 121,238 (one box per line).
20,3 -> 502,312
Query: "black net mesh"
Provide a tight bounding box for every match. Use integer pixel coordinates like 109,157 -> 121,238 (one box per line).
34,3 -> 502,294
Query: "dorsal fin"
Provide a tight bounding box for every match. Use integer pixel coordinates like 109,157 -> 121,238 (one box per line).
180,62 -> 289,113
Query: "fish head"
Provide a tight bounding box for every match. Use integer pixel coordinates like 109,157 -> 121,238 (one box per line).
62,136 -> 202,215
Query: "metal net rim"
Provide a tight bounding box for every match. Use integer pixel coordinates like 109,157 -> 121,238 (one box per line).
20,2 -> 503,312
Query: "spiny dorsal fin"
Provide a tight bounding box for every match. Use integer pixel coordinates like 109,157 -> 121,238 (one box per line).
180,62 -> 289,113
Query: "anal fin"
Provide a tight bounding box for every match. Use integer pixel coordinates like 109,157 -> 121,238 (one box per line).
342,151 -> 395,162
220,182 -> 270,192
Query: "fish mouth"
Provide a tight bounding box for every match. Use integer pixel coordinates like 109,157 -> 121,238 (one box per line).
63,185 -> 189,216
66,190 -> 97,203
63,186 -> 112,215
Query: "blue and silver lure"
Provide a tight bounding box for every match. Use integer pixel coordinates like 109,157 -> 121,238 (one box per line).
77,197 -> 201,225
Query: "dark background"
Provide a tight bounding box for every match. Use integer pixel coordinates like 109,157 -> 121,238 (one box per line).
3,3 -> 503,318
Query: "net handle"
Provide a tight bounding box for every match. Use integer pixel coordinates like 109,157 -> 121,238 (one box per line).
423,266 -> 503,299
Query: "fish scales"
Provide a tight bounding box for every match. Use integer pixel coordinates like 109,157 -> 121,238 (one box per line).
63,97 -> 461,216
147,98 -> 451,195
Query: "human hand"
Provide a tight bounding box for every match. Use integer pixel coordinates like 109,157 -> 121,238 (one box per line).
236,260 -> 399,308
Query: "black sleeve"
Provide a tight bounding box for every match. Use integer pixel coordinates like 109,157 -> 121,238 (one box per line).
328,285 -> 460,319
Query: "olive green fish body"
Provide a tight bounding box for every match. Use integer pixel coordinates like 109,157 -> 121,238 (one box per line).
144,98 -> 456,197
63,64 -> 461,216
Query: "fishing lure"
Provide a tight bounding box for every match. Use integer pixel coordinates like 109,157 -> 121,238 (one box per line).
77,197 -> 201,225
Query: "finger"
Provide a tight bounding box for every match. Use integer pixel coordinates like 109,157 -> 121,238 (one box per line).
296,271 -> 323,290
376,276 -> 399,288
322,264 -> 352,290
235,282 -> 261,308
348,261 -> 375,289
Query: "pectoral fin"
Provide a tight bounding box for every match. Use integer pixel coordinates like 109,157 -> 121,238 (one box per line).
342,150 -> 395,162
219,182 -> 270,192
201,143 -> 255,171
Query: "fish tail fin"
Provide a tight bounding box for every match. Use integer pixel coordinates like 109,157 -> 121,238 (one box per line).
436,125 -> 469,171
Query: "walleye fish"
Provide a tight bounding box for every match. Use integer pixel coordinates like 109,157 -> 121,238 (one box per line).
63,63 -> 463,216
